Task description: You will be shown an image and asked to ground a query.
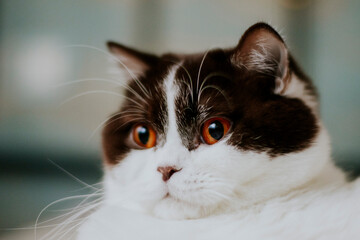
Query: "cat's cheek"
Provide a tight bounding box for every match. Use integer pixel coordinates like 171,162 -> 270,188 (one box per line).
103,150 -> 168,211
165,170 -> 206,206
164,151 -> 237,208
193,143 -> 267,186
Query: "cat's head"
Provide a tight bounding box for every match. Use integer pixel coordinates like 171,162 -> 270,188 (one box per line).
102,23 -> 330,219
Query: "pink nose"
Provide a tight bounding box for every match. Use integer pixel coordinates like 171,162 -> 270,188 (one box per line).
157,166 -> 181,182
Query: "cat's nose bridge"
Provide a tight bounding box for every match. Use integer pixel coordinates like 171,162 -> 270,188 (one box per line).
156,144 -> 188,169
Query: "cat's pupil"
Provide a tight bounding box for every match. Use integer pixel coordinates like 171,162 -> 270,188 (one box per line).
208,121 -> 224,140
137,126 -> 149,145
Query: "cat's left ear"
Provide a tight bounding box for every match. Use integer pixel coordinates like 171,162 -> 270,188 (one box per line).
107,41 -> 158,79
231,23 -> 290,94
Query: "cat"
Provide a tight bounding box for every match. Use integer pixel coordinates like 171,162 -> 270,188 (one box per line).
77,23 -> 360,240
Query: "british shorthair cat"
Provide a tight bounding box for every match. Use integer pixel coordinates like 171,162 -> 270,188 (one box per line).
76,23 -> 360,240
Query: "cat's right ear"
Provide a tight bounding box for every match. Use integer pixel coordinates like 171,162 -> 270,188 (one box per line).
107,41 -> 158,79
231,23 -> 290,94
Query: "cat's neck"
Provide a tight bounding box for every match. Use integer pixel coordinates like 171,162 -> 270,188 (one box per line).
210,161 -> 346,219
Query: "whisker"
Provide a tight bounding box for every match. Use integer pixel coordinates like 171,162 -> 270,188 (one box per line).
198,72 -> 232,103
53,216 -> 89,240
87,112 -> 144,142
49,219 -> 84,239
68,182 -> 104,193
207,189 -> 232,202
47,198 -> 103,213
54,78 -> 121,88
53,200 -> 101,240
114,117 -> 145,132
62,44 -> 151,99
47,159 -> 100,191
34,193 -> 102,240
37,196 -> 103,227
2,217 -> 90,232
54,78 -> 149,105
37,194 -> 103,240
59,90 -> 143,109
196,49 -> 211,96
164,59 -> 194,103
198,85 -> 231,107
40,201 -> 102,240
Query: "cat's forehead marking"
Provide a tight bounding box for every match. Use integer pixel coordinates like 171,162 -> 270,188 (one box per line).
163,65 -> 183,147
171,50 -> 235,150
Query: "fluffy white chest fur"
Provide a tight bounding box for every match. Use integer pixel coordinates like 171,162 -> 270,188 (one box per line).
78,168 -> 360,240
75,23 -> 360,239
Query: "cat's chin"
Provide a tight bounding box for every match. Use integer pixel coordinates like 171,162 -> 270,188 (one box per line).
152,195 -> 206,220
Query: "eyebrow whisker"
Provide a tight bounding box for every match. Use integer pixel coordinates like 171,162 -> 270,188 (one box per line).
62,44 -> 151,99
59,90 -> 145,109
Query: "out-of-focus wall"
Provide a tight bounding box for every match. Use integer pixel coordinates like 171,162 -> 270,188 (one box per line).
0,0 -> 359,235
313,0 -> 360,162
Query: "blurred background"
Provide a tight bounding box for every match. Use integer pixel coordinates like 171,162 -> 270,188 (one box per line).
1,0 -> 359,238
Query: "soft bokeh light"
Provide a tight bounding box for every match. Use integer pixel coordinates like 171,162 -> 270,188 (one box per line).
16,39 -> 69,101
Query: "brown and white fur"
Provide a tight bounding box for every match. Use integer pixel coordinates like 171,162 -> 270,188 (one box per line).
77,23 -> 360,240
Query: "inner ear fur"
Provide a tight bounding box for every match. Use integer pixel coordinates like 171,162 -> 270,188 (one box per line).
107,41 -> 159,79
231,23 -> 290,94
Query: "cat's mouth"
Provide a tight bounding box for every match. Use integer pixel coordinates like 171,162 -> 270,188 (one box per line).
161,189 -> 192,206
162,184 -> 179,201
162,191 -> 181,202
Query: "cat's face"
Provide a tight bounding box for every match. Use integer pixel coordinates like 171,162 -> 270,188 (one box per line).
102,23 -> 330,219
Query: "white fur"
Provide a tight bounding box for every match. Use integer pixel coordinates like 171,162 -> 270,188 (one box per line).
283,74 -> 319,113
248,38 -> 287,77
77,67 -> 360,239
78,177 -> 360,240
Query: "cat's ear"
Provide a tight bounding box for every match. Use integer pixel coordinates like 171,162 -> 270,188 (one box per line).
231,23 -> 290,94
107,41 -> 158,79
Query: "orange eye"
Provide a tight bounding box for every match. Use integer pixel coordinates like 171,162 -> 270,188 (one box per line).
202,117 -> 231,145
132,124 -> 156,148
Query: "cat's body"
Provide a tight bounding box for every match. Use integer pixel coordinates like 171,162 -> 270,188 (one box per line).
79,168 -> 360,240
77,23 -> 360,239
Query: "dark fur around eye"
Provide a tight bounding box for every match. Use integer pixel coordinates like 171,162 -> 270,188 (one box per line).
173,50 -> 318,155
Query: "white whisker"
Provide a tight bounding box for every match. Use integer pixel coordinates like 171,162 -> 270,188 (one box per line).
165,59 -> 194,103
198,85 -> 231,106
62,44 -> 151,99
59,90 -> 143,109
196,49 -> 211,96
87,112 -> 144,142
47,159 -> 100,191
54,77 -> 149,105
54,78 -> 121,88
40,203 -> 100,240
34,193 -> 102,240
37,193 -> 103,240
37,196 -> 103,227
68,182 -> 104,193
197,72 -> 232,103
47,198 -> 103,213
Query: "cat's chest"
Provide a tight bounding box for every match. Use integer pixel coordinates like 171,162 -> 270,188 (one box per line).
77,177 -> 360,240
